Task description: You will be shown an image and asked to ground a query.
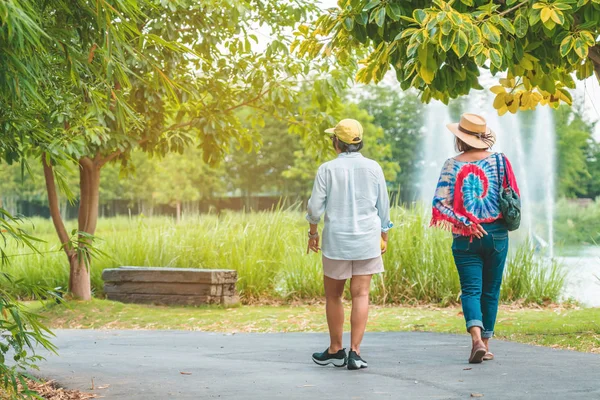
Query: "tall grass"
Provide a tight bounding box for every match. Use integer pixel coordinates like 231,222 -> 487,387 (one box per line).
0,206 -> 566,305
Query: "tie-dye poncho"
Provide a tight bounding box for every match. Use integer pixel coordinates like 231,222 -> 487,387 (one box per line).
431,153 -> 520,236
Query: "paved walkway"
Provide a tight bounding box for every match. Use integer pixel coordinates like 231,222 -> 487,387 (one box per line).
35,330 -> 600,399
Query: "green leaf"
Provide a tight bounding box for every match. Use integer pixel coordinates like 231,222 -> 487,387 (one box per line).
344,17 -> 354,31
418,44 -> 429,66
407,41 -> 420,57
388,3 -> 402,19
414,29 -> 426,44
560,35 -> 575,56
543,18 -> 556,30
448,12 -> 462,26
580,31 -> 596,46
550,10 -> 565,25
413,9 -> 427,25
554,3 -> 573,10
489,48 -> 503,68
520,55 -> 534,70
577,0 -> 589,6
469,43 -> 485,57
375,7 -> 386,27
440,31 -> 456,52
364,0 -> 381,10
507,0 -> 520,4
395,28 -> 418,41
514,39 -> 524,60
541,7 -> 553,23
540,75 -> 556,93
355,11 -> 369,25
482,22 -> 501,44
441,20 -> 453,35
529,10 -> 541,26
499,18 -> 516,35
574,38 -> 589,58
475,51 -> 487,66
386,4 -> 400,21
461,0 -> 474,5
452,30 -> 469,57
469,26 -> 482,43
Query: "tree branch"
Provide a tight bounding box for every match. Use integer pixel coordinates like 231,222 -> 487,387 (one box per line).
499,0 -> 528,17
96,137 -> 150,167
164,86 -> 275,133
588,46 -> 600,78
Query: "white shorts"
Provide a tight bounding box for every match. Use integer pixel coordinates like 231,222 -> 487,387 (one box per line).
322,255 -> 384,280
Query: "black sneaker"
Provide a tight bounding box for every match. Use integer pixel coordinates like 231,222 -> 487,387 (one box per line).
347,350 -> 367,370
312,348 -> 347,367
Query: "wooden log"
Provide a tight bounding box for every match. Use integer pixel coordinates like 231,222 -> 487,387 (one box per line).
106,293 -> 237,306
102,267 -> 237,284
104,282 -> 224,296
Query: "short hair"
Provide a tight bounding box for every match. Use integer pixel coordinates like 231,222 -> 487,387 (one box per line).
334,136 -> 364,153
455,137 -> 478,153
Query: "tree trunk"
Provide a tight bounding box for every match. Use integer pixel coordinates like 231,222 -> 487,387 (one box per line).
43,155 -> 101,301
72,158 -> 101,300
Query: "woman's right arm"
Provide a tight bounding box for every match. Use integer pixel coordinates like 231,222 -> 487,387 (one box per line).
306,166 -> 327,225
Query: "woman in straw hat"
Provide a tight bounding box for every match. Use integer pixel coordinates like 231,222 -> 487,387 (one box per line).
306,118 -> 393,371
431,113 -> 520,364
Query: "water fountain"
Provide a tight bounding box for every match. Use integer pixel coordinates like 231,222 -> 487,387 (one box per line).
418,101 -> 455,203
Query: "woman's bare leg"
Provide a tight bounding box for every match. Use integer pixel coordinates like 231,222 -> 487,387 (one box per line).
324,275 -> 346,352
350,274 -> 372,354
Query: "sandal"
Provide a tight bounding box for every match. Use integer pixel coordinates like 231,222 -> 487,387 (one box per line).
469,341 -> 487,364
483,352 -> 494,361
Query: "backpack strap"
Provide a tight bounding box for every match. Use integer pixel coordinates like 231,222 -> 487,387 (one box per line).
500,153 -> 510,188
494,152 -> 503,188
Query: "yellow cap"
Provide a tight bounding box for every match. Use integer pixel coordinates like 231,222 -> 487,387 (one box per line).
324,119 -> 363,144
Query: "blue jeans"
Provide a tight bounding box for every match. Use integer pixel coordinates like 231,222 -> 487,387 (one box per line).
452,221 -> 509,339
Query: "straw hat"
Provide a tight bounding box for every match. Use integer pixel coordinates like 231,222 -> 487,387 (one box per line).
324,119 -> 363,144
446,113 -> 496,149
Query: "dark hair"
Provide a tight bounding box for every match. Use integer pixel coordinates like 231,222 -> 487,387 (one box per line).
333,136 -> 364,153
455,137 -> 477,153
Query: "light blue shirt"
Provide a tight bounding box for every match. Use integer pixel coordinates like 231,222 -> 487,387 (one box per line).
306,152 -> 393,260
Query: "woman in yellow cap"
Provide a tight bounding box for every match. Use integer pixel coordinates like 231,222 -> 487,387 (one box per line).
306,118 -> 393,371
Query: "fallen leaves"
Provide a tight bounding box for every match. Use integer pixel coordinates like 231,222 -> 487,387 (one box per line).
1,379 -> 97,400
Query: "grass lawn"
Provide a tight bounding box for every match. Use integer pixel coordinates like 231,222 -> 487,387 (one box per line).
30,299 -> 600,354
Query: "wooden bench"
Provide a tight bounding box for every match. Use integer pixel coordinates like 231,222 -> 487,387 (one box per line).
102,267 -> 239,306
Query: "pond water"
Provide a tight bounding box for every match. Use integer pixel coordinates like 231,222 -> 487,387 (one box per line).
556,246 -> 600,307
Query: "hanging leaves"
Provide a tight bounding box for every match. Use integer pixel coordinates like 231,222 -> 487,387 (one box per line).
296,0 -> 600,113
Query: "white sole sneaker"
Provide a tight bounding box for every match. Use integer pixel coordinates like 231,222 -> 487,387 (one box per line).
347,354 -> 368,370
312,356 -> 347,367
